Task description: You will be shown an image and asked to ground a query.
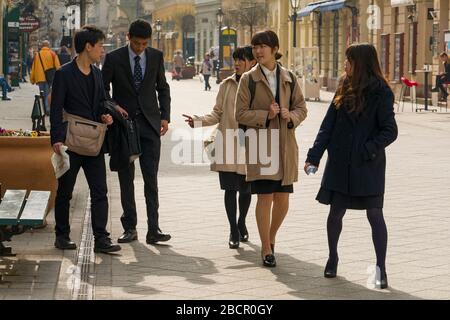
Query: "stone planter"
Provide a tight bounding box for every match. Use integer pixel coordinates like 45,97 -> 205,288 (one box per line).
0,136 -> 56,213
181,66 -> 196,79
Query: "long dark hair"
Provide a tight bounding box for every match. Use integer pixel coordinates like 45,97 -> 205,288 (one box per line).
334,43 -> 391,114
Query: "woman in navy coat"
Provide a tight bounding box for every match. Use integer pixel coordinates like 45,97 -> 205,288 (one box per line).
305,43 -> 398,289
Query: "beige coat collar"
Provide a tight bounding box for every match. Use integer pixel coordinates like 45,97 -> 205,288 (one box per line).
222,73 -> 238,85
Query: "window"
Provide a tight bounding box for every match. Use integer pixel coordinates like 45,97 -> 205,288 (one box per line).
381,34 -> 390,78
210,31 -> 214,49
394,33 -> 404,81
197,32 -> 201,61
202,31 -> 207,57
394,7 -> 399,28
408,22 -> 417,74
203,37 -> 207,57
352,10 -> 359,43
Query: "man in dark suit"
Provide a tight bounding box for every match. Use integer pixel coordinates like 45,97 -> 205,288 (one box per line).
102,19 -> 171,245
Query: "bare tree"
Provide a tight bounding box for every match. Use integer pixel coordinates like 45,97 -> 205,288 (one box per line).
226,1 -> 267,37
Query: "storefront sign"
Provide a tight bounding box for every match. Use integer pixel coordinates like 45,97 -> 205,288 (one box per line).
19,15 -> 40,33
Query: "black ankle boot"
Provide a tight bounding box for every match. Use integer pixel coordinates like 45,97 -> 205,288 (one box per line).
324,257 -> 339,278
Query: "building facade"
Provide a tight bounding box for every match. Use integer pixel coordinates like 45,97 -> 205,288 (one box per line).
269,0 -> 447,97
266,0 -> 289,67
194,0 -> 220,64
432,0 -> 450,91
152,0 -> 195,68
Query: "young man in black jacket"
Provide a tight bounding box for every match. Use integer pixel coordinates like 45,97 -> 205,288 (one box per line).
50,25 -> 121,253
102,20 -> 171,245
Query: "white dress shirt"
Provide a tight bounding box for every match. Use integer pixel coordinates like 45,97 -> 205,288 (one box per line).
260,64 -> 278,98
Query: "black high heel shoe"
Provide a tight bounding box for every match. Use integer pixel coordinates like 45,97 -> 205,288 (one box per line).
238,221 -> 249,242
377,267 -> 388,289
228,233 -> 239,249
262,253 -> 276,267
324,257 -> 339,278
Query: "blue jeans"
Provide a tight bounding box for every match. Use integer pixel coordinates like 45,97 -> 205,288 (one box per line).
0,77 -> 11,99
204,75 -> 211,90
38,82 -> 50,114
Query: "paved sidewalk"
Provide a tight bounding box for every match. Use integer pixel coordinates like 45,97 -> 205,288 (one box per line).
1,78 -> 449,300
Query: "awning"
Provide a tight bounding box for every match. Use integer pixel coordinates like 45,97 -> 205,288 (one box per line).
297,0 -> 350,18
297,1 -> 323,18
391,0 -> 415,7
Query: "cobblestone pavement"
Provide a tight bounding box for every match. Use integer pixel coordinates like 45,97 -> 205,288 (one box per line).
0,77 -> 449,300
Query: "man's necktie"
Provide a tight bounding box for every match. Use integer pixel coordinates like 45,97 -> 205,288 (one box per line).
134,55 -> 143,90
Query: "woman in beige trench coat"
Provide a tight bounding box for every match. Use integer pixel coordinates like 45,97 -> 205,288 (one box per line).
235,30 -> 307,267
183,46 -> 256,249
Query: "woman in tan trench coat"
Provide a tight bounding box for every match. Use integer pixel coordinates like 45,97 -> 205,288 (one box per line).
235,30 -> 307,267
183,46 -> 256,249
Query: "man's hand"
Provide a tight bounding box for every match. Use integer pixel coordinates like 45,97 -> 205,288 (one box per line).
280,107 -> 290,120
304,162 -> 319,174
161,120 -> 169,136
101,114 -> 113,125
268,102 -> 280,120
53,142 -> 63,155
182,114 -> 194,128
115,105 -> 128,119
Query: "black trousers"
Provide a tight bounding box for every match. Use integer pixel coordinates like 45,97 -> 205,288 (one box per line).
55,151 -> 109,241
118,114 -> 161,234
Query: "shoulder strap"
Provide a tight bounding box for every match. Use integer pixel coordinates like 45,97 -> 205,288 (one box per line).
288,71 -> 297,110
248,74 -> 256,110
37,52 -> 46,71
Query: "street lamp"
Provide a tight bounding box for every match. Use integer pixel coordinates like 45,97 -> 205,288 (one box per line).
216,7 -> 224,83
60,14 -> 67,37
290,0 -> 300,48
155,19 -> 162,50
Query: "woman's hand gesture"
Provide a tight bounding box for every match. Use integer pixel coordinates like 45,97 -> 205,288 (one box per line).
182,114 -> 194,128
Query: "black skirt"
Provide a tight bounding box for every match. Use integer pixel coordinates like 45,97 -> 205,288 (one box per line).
219,171 -> 251,193
251,179 -> 293,195
316,187 -> 384,210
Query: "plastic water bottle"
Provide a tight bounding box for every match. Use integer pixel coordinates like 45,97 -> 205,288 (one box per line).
306,165 -> 318,175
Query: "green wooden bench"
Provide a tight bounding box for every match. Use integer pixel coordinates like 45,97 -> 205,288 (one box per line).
0,189 -> 51,256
